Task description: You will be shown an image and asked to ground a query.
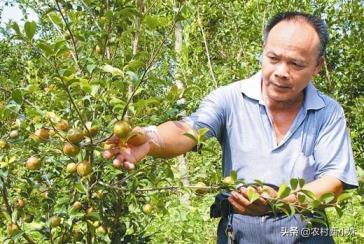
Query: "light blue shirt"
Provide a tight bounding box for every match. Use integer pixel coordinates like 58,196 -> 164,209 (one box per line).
184,71 -> 358,189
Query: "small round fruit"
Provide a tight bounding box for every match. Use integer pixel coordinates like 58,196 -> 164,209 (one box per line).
72,201 -> 82,209
86,207 -> 94,215
0,139 -> 8,149
6,223 -> 19,236
67,128 -> 84,144
222,176 -> 235,185
95,45 -> 102,54
63,142 -> 80,156
142,203 -> 153,215
49,129 -> 56,136
194,182 -> 208,195
66,162 -> 77,174
35,128 -> 49,141
26,156 -> 41,170
50,216 -> 61,228
77,161 -> 92,177
84,122 -> 99,137
9,130 -> 19,139
96,225 -> 107,235
56,120 -> 70,131
113,121 -> 131,139
16,198 -> 26,209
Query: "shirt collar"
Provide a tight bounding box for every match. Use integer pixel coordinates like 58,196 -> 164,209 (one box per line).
240,70 -> 326,110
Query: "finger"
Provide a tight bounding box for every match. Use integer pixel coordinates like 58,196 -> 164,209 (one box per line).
228,197 -> 246,214
123,161 -> 135,171
127,127 -> 146,145
231,191 -> 251,208
105,136 -> 120,145
103,150 -> 113,160
112,158 -> 124,169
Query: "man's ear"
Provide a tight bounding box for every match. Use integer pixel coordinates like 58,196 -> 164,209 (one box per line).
314,56 -> 325,75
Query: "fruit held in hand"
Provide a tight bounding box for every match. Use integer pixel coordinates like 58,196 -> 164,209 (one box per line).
35,128 -> 49,141
66,163 -> 77,174
50,216 -> 61,228
142,203 -> 153,215
113,120 -> 131,139
26,156 -> 41,170
222,176 -> 235,185
9,130 -> 19,139
63,142 -> 80,156
67,128 -> 84,144
77,160 -> 92,177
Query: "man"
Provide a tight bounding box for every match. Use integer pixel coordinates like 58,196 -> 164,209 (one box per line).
105,12 -> 358,243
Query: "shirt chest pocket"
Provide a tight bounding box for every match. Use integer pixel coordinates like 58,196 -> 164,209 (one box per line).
290,152 -> 317,183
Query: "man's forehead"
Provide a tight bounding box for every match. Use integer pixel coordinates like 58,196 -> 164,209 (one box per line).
264,20 -> 320,57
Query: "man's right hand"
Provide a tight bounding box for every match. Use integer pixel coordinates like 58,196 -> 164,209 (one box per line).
102,127 -> 150,170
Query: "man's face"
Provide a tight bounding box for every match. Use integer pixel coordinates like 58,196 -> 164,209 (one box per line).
261,20 -> 323,104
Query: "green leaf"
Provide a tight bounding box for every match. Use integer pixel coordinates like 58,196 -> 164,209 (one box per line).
37,42 -> 53,56
24,21 -> 37,40
183,130 -> 198,143
290,178 -> 298,190
298,178 -> 305,188
310,217 -> 328,226
277,184 -> 291,199
230,170 -> 238,182
334,206 -> 343,217
336,192 -> 352,203
75,182 -> 86,193
312,199 -> 321,209
246,186 -> 260,203
48,12 -> 63,28
101,64 -> 123,76
12,89 -> 23,104
11,22 -> 22,36
297,193 -> 306,203
319,192 -> 335,204
300,189 -> 316,199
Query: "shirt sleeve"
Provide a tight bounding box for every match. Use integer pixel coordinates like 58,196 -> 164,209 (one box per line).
314,106 -> 359,189
182,87 -> 226,141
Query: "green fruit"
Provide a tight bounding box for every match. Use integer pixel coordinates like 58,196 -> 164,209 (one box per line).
194,182 -> 208,195
0,139 -> 8,149
77,161 -> 92,177
67,128 -> 84,144
72,201 -> 82,209
72,230 -> 83,241
50,216 -> 61,228
142,203 -> 153,215
9,130 -> 19,139
113,121 -> 131,139
96,225 -> 107,235
16,198 -> 26,209
6,223 -> 19,236
66,162 -> 77,174
26,156 -> 41,170
56,120 -> 70,131
222,176 -> 235,185
35,128 -> 49,141
63,142 -> 80,156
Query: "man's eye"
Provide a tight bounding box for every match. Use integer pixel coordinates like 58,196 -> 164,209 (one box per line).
268,56 -> 278,62
292,62 -> 304,68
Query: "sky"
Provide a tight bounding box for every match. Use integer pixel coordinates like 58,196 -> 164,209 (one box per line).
0,2 -> 38,26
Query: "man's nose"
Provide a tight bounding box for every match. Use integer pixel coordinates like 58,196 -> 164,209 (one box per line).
274,63 -> 289,79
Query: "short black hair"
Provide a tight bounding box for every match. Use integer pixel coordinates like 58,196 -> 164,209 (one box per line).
264,12 -> 329,57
